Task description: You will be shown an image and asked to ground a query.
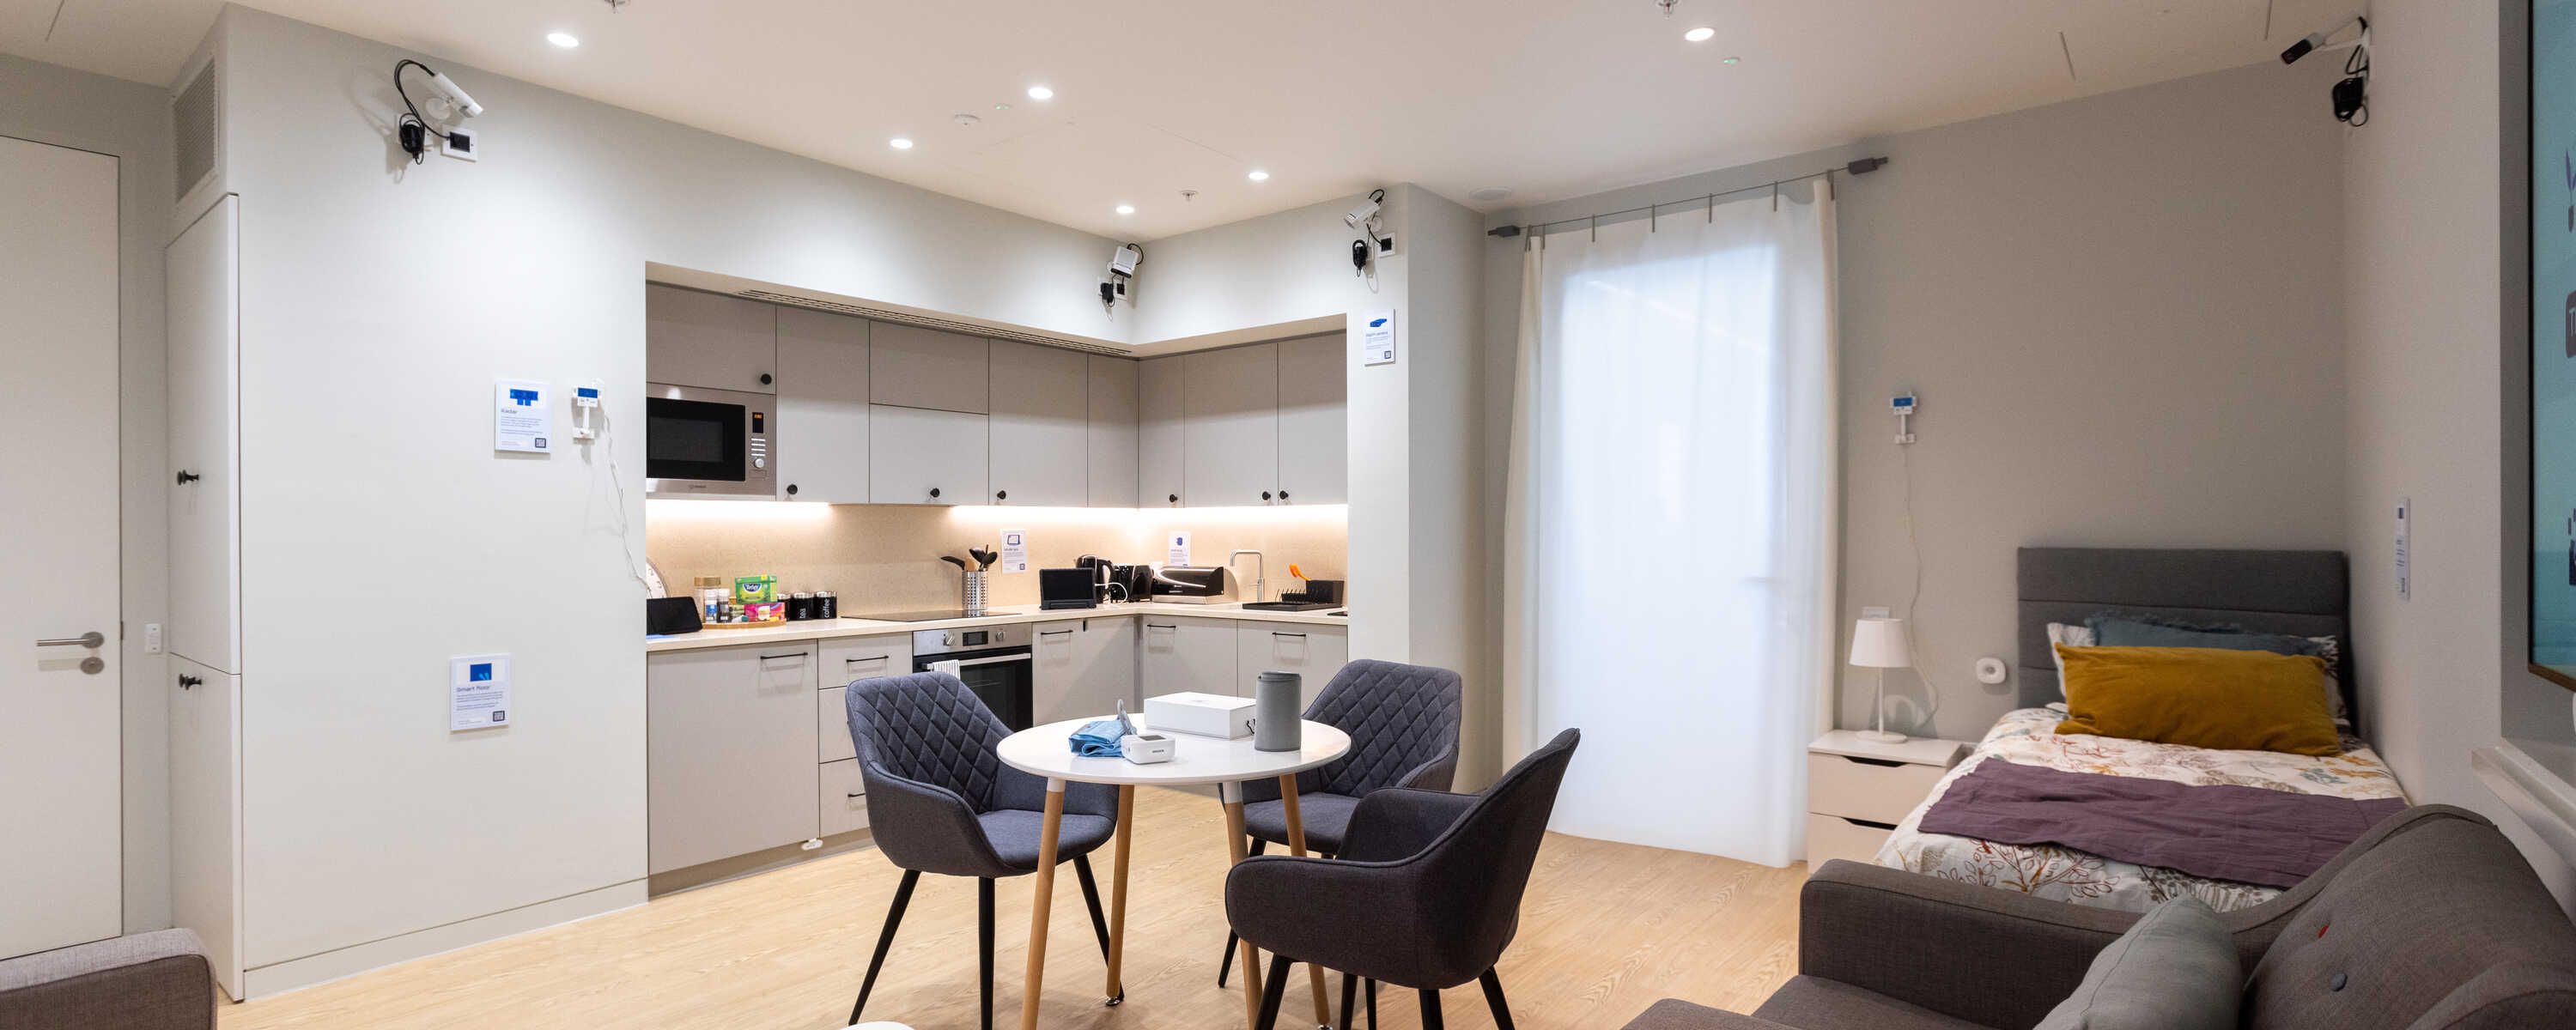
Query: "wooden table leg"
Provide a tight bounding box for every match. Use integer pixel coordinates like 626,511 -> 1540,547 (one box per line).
1105,784 -> 1133,1003
1021,779 -> 1066,1030
1280,774 -> 1331,1028
1223,784 -> 1264,1029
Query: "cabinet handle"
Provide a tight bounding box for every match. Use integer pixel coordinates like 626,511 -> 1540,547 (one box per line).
845,655 -> 889,666
1279,490 -> 1290,501
175,470 -> 202,485
177,674 -> 203,689
786,484 -> 799,496
1038,628 -> 1073,637
1273,632 -> 1307,639
996,489 -> 1008,500
1261,490 -> 1273,500
929,487 -> 942,500
847,791 -> 865,799
1168,494 -> 1179,504
759,373 -> 774,385
1145,623 -> 1177,631
1837,815 -> 1899,831
760,651 -> 811,663
1840,755 -> 1906,769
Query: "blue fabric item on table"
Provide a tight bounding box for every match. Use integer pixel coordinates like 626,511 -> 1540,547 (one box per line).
1069,709 -> 1136,757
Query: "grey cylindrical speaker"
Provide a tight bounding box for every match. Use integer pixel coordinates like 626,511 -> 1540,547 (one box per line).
1253,671 -> 1302,752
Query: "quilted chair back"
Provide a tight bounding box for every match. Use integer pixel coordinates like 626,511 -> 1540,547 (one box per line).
1303,659 -> 1464,796
845,672 -> 1012,812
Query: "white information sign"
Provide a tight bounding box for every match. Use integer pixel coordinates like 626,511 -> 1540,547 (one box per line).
1166,530 -> 1193,566
1361,310 -> 1397,366
1000,529 -> 1030,573
495,379 -> 553,452
450,654 -> 513,731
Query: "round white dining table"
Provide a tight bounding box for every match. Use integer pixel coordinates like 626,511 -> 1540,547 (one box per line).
995,717 -> 1352,1030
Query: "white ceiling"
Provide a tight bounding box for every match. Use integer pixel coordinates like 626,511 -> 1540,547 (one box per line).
4,0 -> 2351,240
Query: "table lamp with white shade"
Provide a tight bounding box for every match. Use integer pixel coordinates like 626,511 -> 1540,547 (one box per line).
1849,617 -> 1913,744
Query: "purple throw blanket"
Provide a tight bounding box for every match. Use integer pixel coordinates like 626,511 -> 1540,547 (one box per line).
1917,760 -> 2408,888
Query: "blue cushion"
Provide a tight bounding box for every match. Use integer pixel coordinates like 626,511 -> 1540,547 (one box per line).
2086,615 -> 2326,659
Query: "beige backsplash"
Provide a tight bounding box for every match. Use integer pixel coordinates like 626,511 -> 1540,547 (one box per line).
647,501 -> 1349,614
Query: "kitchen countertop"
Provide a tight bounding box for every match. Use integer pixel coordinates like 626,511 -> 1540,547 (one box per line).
646,601 -> 1350,654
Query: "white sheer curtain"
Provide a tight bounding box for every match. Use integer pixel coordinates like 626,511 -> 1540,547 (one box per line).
1503,180 -> 1838,865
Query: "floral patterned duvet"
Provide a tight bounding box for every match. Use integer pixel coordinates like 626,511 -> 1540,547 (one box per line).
1872,707 -> 2407,912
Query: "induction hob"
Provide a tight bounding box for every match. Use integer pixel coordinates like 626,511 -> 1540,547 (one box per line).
857,609 -> 987,622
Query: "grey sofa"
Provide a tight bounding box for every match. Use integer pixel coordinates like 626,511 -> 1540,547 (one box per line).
0,930 -> 214,1030
1626,805 -> 2576,1030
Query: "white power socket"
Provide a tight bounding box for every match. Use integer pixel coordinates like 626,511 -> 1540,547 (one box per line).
442,126 -> 479,161
143,622 -> 163,655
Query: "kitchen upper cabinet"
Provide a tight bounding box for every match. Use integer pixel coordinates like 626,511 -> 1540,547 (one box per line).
1274,333 -> 1346,506
647,284 -> 776,394
1032,618 -> 1139,724
987,341 -> 1089,506
167,195 -> 240,675
1086,357 -> 1139,509
647,644 -> 820,875
1236,623 -> 1349,708
870,324 -> 988,414
1184,343 -> 1280,506
1140,617 -> 1239,699
1138,357 -> 1187,507
869,403 -> 987,505
775,308 -> 870,503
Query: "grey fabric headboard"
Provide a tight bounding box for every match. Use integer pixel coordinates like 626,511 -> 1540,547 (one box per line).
2017,547 -> 2354,724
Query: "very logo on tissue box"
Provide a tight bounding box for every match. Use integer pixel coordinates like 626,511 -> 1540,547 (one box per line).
1144,691 -> 1256,739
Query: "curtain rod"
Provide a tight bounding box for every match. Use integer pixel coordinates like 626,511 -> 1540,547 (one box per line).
1486,156 -> 1888,239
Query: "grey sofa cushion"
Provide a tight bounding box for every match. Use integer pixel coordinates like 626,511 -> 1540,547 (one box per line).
2033,897 -> 2238,1030
2244,812 -> 2576,1030
0,929 -> 213,1030
1752,976 -> 1994,1030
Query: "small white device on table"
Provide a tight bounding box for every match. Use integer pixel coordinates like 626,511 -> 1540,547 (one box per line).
1120,733 -> 1173,763
1805,730 -> 1970,871
996,716 -> 1352,1030
1143,690 -> 1255,739
1847,616 -> 1914,744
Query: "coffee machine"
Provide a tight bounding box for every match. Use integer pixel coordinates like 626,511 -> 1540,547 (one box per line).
1073,555 -> 1151,603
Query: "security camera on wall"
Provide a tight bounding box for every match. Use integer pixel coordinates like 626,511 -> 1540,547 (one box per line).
1101,243 -> 1142,307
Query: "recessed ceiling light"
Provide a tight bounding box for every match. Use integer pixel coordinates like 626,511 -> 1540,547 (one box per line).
1115,203 -> 1135,215
1248,169 -> 1270,182
953,113 -> 981,127
1468,187 -> 1514,203
546,31 -> 580,48
993,102 -> 1012,112
1722,55 -> 1742,64
889,136 -> 914,150
1683,26 -> 1716,42
1026,85 -> 1055,100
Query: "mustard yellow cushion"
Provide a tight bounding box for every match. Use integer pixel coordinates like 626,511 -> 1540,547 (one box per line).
2054,645 -> 2342,757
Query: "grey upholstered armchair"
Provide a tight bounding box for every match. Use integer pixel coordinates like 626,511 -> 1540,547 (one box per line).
1216,658 -> 1464,988
841,672 -> 1123,1030
1225,728 -> 1581,1030
0,930 -> 213,1030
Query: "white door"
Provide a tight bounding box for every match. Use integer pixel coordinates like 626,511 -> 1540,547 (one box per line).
0,135 -> 124,958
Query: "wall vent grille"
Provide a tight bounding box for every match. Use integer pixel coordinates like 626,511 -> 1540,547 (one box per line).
172,59 -> 218,203
735,289 -> 1129,357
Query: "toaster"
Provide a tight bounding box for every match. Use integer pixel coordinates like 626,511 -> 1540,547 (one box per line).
1148,566 -> 1229,603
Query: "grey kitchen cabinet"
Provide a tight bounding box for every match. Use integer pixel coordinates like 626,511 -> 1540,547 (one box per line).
1139,616 -> 1240,699
870,323 -> 987,414
1274,332 -> 1346,506
1086,356 -> 1140,508
1033,618 -> 1139,724
868,403 -> 988,505
1236,623 -> 1349,707
818,759 -> 870,838
1184,343 -> 1280,506
820,633 -> 913,686
167,654 -> 242,997
774,308 -> 870,502
646,283 -> 776,394
167,195 -> 240,675
987,341 -> 1090,506
647,643 -> 821,875
818,685 -> 857,762
1138,356 -> 1187,506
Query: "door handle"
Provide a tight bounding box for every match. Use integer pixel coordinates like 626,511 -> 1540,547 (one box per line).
178,675 -> 203,690
175,470 -> 202,485
38,632 -> 106,649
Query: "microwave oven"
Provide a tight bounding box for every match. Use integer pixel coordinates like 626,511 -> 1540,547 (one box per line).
645,383 -> 775,498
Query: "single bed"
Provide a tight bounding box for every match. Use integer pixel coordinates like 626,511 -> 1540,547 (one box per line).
1870,547 -> 2409,912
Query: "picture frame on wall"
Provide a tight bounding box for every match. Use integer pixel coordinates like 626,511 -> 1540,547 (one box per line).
2529,0 -> 2576,691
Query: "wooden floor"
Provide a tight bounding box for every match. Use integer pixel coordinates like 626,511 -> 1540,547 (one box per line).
218,787 -> 1806,1030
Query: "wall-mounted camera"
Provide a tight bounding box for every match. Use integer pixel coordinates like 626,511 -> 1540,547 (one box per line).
1101,243 -> 1141,308
1347,188 -> 1392,276
394,58 -> 486,165
2280,15 -> 2369,126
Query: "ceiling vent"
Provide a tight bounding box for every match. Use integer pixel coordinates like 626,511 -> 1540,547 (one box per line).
736,289 -> 1130,357
172,57 -> 220,203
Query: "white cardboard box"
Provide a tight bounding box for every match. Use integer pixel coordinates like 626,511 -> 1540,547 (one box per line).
1144,691 -> 1255,739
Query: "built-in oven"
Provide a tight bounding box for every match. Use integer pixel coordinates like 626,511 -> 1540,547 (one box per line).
645,383 -> 775,498
914,624 -> 1034,730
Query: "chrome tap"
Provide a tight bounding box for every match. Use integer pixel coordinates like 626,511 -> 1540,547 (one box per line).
1228,549 -> 1267,603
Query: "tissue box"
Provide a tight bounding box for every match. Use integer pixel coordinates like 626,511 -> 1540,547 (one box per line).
1144,691 -> 1255,739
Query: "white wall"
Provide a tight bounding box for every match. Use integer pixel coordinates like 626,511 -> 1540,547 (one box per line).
0,53 -> 174,936
208,5 -> 1130,972
2344,0 -> 2576,901
1479,59 -> 2351,746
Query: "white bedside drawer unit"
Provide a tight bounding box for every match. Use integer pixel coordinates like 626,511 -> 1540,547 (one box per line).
1804,730 -> 1969,873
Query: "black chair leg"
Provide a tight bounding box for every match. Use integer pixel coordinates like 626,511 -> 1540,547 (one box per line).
848,869 -> 920,1026
1337,971 -> 1359,1030
1365,978 -> 1378,1030
1418,988 -> 1445,1030
1072,854 -> 1122,1002
978,877 -> 996,1030
1479,969 -> 1516,1030
1217,837 -> 1271,987
1255,948 -> 1296,1030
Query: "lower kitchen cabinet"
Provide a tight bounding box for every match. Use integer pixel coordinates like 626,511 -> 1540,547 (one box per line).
1033,617 -> 1139,724
1139,615 -> 1241,697
821,633 -> 912,688
818,759 -> 869,838
647,643 -> 821,875
1236,622 -> 1349,706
